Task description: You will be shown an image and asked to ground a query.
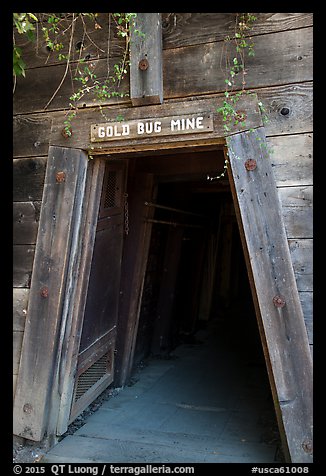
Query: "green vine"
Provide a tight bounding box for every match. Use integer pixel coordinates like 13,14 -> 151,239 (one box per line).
13,13 -> 142,136
14,13 -> 270,158
209,13 -> 270,180
217,13 -> 257,133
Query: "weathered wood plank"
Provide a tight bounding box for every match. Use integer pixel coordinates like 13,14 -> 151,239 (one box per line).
13,146 -> 89,441
14,14 -> 123,69
13,202 -> 41,245
55,158 -> 106,436
278,186 -> 313,239
14,27 -> 312,114
163,28 -> 312,99
13,57 -> 129,115
16,13 -> 312,69
299,291 -> 313,345
49,93 -> 262,152
13,157 -> 47,202
13,288 -> 29,332
261,83 -> 313,137
15,83 -> 311,157
13,374 -> 18,396
13,115 -> 51,158
130,13 -> 163,105
289,239 -> 313,292
13,331 -> 24,374
268,134 -> 313,187
162,13 -> 313,48
13,245 -> 35,288
226,127 -> 313,463
115,172 -> 156,386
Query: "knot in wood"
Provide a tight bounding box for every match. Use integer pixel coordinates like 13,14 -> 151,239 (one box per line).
273,295 -> 286,308
139,58 -> 149,71
244,159 -> 257,171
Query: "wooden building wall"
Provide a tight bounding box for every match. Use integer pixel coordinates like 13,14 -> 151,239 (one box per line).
13,13 -> 313,396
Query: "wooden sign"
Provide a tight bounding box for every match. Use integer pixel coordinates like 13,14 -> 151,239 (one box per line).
91,112 -> 213,142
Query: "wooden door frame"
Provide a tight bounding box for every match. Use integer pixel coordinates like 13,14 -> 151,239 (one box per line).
13,96 -> 312,462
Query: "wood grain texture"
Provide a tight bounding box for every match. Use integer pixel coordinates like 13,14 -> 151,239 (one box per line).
13,202 -> 41,245
268,134 -> 313,187
16,13 -> 312,67
49,93 -> 262,151
13,288 -> 29,332
278,186 -> 313,239
14,14 -> 121,68
13,331 -> 24,374
162,13 -> 313,48
289,239 -> 313,292
260,83 -> 313,137
13,58 -> 129,114
299,292 -> 313,344
13,27 -> 312,114
13,115 -> 52,158
13,245 -> 35,287
13,146 -> 89,441
130,13 -> 163,105
13,158 -> 47,202
115,172 -> 156,386
163,28 -> 312,99
227,127 -> 312,463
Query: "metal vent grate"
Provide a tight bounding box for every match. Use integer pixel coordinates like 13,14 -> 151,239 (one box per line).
74,353 -> 110,402
104,171 -> 118,208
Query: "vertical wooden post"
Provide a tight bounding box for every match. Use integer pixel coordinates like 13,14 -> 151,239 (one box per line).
13,147 -> 89,441
130,13 -> 163,106
115,172 -> 155,386
226,128 -> 313,463
151,226 -> 184,354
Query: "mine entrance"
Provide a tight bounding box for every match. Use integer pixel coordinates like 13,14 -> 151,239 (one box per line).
134,177 -> 256,360
125,153 -> 283,459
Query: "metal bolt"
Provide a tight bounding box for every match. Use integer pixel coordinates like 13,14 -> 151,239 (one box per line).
61,127 -> 72,138
139,58 -> 149,71
245,159 -> 257,171
273,295 -> 286,308
23,403 -> 33,414
302,439 -> 313,454
235,110 -> 247,122
56,171 -> 66,183
40,287 -> 49,298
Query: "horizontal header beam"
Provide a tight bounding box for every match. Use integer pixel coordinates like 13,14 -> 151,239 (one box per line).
50,93 -> 263,154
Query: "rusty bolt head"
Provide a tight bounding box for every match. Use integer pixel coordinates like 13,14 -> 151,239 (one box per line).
40,286 -> 49,298
273,295 -> 286,308
235,110 -> 247,122
302,439 -> 313,454
139,58 -> 149,71
61,127 -> 72,138
245,159 -> 257,171
56,171 -> 66,183
23,403 -> 33,414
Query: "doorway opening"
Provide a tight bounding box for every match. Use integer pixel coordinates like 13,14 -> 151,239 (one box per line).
126,155 -> 284,461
